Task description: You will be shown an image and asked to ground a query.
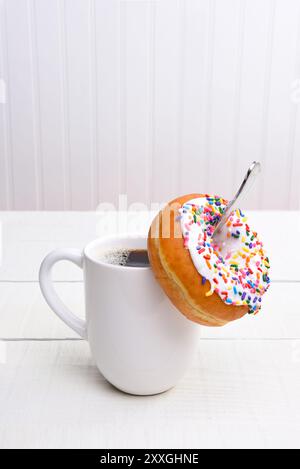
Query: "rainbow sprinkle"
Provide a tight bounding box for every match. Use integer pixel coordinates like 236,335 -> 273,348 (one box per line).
179,195 -> 271,315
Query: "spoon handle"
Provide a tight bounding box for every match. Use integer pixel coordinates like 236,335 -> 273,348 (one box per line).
213,161 -> 261,237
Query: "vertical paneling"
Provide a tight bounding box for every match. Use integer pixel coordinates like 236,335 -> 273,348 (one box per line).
58,0 -> 71,209
0,0 -> 300,210
122,0 -> 151,205
151,0 -> 181,203
89,0 -> 98,208
234,0 -> 274,210
205,0 -> 241,200
34,0 -> 65,210
180,0 -> 210,196
0,0 -> 9,209
289,5 -> 300,210
4,0 -> 37,209
261,0 -> 300,209
63,0 -> 93,210
28,0 -> 44,209
94,0 -> 121,207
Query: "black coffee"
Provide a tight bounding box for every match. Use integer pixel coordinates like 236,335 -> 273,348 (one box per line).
102,248 -> 150,268
123,249 -> 150,267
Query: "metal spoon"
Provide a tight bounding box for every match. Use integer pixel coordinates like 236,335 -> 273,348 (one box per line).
213,161 -> 261,238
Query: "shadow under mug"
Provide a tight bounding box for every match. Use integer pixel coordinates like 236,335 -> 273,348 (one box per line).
39,234 -> 200,396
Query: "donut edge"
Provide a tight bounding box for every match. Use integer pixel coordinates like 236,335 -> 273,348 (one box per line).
147,194 -> 248,327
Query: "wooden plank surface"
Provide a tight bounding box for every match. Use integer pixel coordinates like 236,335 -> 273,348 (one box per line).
0,339 -> 299,449
0,211 -> 299,449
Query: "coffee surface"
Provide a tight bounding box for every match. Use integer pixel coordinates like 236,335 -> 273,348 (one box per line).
100,248 -> 150,267
124,249 -> 150,267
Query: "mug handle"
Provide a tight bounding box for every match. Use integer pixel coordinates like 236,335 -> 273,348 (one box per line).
39,249 -> 87,339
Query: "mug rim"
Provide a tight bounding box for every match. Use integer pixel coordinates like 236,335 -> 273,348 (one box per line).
84,233 -> 151,271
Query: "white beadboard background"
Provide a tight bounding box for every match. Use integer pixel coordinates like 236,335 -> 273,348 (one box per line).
0,0 -> 300,210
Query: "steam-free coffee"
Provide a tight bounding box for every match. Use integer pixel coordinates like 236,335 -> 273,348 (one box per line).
101,249 -> 150,268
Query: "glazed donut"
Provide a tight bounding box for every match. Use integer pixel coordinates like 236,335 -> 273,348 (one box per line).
148,194 -> 270,327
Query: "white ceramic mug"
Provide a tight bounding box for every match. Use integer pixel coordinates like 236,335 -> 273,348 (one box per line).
39,234 -> 199,396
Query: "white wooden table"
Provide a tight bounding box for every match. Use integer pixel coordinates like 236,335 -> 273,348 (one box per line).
0,211 -> 300,449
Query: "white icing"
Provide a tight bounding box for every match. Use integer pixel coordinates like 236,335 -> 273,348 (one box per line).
179,196 -> 270,313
